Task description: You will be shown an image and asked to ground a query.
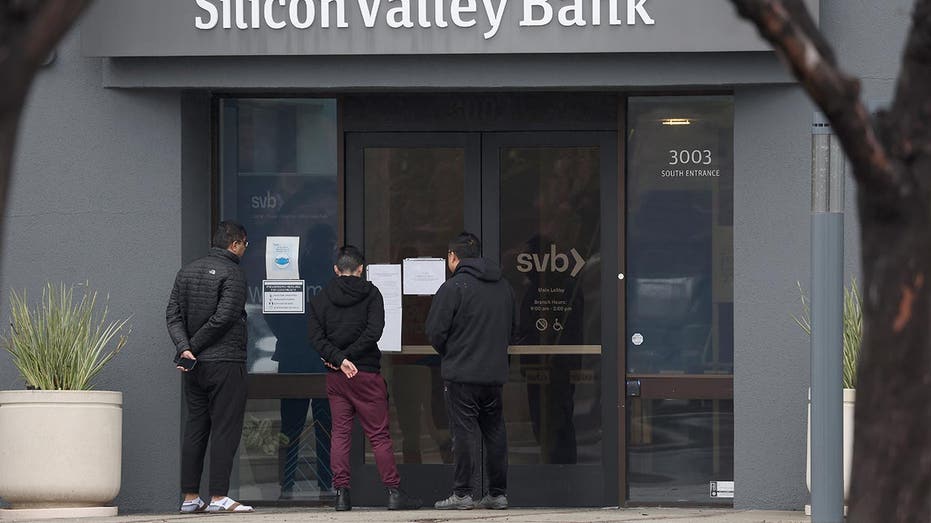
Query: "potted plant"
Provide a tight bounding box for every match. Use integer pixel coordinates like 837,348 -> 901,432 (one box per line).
795,279 -> 861,508
0,282 -> 130,520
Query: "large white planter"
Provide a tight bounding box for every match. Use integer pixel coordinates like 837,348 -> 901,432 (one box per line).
0,390 -> 122,520
806,388 -> 855,503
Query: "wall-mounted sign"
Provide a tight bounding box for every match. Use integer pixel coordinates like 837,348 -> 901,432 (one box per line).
82,0 -> 818,57
262,280 -> 306,313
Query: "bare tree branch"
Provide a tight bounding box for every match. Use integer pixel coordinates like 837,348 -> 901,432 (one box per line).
730,0 -> 897,194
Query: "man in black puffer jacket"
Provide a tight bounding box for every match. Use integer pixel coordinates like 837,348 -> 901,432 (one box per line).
309,245 -> 420,512
166,221 -> 253,514
426,232 -> 517,511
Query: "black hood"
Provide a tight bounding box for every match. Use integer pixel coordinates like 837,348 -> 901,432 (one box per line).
454,258 -> 502,282
325,275 -> 375,307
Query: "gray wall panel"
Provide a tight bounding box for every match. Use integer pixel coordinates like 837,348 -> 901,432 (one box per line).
733,86 -> 812,510
0,30 -> 183,513
821,0 -> 911,93
100,52 -> 795,89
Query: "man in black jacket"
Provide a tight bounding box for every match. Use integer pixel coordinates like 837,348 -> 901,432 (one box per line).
166,221 -> 253,513
309,245 -> 420,511
426,232 -> 517,510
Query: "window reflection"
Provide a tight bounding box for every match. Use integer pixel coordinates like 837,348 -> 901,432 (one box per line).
233,400 -> 334,502
628,399 -> 734,504
627,97 -> 734,375
363,147 -> 464,465
499,146 -> 603,465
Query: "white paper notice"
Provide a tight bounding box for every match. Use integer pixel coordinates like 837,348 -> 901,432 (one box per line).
377,308 -> 402,352
367,264 -> 402,309
367,264 -> 403,352
402,258 -> 446,295
265,236 -> 300,280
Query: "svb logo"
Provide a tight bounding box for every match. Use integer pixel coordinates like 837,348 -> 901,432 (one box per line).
251,190 -> 284,209
516,244 -> 586,278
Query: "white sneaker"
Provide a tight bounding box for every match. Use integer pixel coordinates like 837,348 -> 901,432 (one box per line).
205,496 -> 254,512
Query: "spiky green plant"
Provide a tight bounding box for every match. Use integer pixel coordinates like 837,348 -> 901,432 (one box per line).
1,282 -> 131,390
793,279 -> 862,389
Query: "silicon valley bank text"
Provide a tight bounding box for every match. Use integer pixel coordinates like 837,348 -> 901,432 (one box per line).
195,0 -> 654,40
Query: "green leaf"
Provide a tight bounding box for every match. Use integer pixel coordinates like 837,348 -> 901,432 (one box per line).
1,282 -> 131,390
793,278 -> 861,389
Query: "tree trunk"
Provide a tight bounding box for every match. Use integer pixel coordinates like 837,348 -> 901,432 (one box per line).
850,149 -> 931,521
727,0 -> 931,520
853,208 -> 931,518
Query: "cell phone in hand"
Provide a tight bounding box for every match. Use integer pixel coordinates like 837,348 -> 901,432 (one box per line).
176,357 -> 197,371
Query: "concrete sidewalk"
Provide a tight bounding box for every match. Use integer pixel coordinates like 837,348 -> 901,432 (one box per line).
9,507 -> 810,523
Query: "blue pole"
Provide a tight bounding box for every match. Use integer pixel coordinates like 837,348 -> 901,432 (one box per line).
810,118 -> 844,523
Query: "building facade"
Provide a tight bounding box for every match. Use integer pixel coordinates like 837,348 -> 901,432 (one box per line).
0,0 -> 910,513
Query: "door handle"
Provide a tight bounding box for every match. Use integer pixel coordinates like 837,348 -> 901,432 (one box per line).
626,379 -> 641,397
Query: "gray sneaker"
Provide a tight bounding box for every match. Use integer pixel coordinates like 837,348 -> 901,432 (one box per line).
434,493 -> 475,510
478,494 -> 508,509
179,497 -> 206,513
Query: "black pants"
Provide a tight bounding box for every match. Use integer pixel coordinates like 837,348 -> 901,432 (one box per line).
445,381 -> 508,497
181,361 -> 248,496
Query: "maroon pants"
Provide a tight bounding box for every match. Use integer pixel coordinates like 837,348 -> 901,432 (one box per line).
327,370 -> 400,489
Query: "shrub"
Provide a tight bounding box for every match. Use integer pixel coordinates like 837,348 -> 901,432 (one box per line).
793,279 -> 862,389
2,282 -> 131,390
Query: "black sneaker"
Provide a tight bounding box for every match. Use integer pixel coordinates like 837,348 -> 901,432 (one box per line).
478,494 -> 508,509
335,488 -> 351,511
434,493 -> 475,510
387,487 -> 422,510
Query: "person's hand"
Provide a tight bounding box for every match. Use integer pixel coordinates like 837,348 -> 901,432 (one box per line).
340,359 -> 358,379
176,350 -> 196,372
322,358 -> 339,371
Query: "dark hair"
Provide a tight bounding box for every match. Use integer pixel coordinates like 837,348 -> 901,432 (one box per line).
449,232 -> 481,259
335,245 -> 365,273
212,221 -> 247,249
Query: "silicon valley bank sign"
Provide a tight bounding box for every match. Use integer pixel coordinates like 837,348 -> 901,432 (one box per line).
81,0 -> 818,56
194,0 -> 654,40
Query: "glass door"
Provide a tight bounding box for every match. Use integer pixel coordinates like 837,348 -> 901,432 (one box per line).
625,96 -> 735,505
346,131 -> 619,507
484,133 -> 619,506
